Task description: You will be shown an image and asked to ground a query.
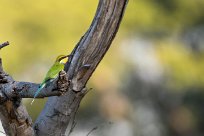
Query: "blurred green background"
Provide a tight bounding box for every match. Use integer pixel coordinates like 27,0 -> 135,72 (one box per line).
1,0 -> 204,136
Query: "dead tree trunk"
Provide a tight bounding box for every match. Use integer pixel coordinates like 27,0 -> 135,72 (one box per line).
0,0 -> 128,135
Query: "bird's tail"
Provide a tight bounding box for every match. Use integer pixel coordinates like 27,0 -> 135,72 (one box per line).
31,83 -> 46,105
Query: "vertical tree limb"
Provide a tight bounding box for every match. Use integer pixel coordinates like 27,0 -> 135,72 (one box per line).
0,57 -> 34,136
0,0 -> 128,135
34,0 -> 128,135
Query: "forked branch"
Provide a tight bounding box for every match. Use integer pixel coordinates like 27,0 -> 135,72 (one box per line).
34,0 -> 128,135
0,0 -> 128,135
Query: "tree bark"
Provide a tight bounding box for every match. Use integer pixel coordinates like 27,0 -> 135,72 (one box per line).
34,0 -> 128,135
0,58 -> 34,136
0,0 -> 128,135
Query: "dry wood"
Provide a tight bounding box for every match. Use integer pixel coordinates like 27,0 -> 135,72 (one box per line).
0,0 -> 128,135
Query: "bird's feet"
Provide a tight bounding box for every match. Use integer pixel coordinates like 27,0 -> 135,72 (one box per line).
57,70 -> 69,95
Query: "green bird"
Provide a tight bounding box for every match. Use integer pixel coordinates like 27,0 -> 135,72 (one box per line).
31,55 -> 69,105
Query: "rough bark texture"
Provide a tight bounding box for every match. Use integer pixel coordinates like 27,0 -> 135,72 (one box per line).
0,58 -> 34,136
0,0 -> 128,135
34,0 -> 128,135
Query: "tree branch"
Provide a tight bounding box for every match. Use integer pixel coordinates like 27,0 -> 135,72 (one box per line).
0,0 -> 128,135
0,70 -> 69,103
15,71 -> 69,98
0,60 -> 35,136
0,54 -> 69,136
34,0 -> 128,135
0,41 -> 9,50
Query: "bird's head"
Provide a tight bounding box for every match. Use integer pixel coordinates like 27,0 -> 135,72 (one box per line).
55,55 -> 69,64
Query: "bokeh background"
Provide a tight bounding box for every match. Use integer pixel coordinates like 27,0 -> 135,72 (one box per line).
1,0 -> 204,136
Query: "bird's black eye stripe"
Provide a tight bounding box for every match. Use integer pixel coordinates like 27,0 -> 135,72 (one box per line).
59,57 -> 66,62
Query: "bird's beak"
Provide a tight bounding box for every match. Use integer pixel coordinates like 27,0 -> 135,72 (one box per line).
61,55 -> 69,60
66,54 -> 72,58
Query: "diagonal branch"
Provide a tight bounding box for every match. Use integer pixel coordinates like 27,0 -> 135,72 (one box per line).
0,0 -> 128,135
34,0 -> 128,136
0,41 -> 9,50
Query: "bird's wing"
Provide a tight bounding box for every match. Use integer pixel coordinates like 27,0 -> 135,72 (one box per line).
31,63 -> 64,105
45,63 -> 64,80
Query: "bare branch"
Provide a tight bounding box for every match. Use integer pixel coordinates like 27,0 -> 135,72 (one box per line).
16,71 -> 69,98
0,70 -> 69,103
0,69 -> 69,136
0,41 -> 9,50
34,0 -> 128,135
0,0 -> 128,135
86,127 -> 98,136
15,82 -> 60,98
0,71 -> 35,136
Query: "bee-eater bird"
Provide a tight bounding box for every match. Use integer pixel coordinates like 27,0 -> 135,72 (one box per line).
31,55 -> 69,105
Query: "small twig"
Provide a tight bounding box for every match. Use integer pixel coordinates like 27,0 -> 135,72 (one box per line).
86,121 -> 113,136
0,41 -> 9,50
67,121 -> 77,136
0,130 -> 6,135
86,127 -> 98,136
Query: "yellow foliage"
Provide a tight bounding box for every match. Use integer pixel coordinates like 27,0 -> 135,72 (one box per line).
156,41 -> 204,89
